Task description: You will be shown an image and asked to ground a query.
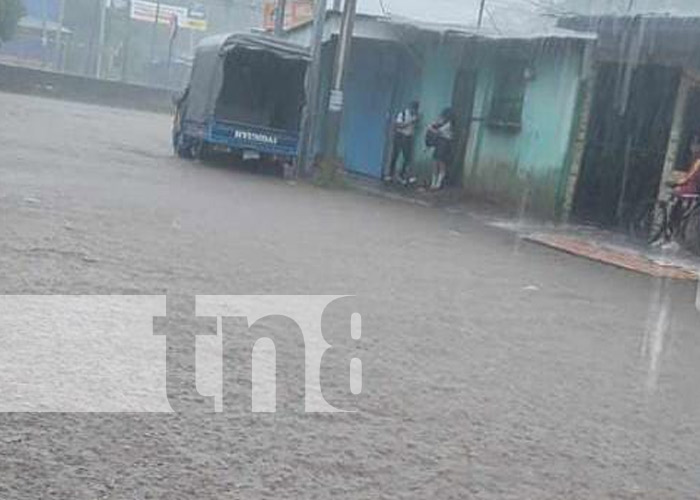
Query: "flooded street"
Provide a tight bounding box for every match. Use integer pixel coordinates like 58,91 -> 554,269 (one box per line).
2,92 -> 700,498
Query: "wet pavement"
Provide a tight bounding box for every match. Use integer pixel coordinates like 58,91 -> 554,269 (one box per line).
2,92 -> 700,499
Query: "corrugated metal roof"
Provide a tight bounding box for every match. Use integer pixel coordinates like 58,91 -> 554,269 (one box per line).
382,14 -> 596,41
285,10 -> 595,43
355,0 -> 700,24
355,0 -> 552,23
557,0 -> 700,17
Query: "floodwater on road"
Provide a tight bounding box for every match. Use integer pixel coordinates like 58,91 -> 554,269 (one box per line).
1,92 -> 700,499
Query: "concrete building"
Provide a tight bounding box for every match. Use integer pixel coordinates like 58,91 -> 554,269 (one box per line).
287,11 -> 594,218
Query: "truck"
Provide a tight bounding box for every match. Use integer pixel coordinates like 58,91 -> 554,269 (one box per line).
173,33 -> 310,171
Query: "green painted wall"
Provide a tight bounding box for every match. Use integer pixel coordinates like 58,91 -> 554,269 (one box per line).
316,34 -> 585,217
463,41 -> 585,217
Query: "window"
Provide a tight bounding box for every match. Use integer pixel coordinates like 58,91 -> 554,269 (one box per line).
488,61 -> 527,129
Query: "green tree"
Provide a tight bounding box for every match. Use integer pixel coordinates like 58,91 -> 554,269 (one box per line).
0,0 -> 24,43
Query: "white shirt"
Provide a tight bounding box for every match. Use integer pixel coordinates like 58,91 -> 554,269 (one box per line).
436,120 -> 453,141
395,108 -> 418,137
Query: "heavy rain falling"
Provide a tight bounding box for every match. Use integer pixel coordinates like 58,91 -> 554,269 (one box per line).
1,0 -> 700,498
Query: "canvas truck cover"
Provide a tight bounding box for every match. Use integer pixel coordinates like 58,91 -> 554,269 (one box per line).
184,33 -> 311,124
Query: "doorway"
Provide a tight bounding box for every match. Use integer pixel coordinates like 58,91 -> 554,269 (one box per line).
573,63 -> 680,227
449,68 -> 478,188
342,41 -> 400,178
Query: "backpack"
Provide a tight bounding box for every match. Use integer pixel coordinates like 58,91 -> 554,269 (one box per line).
425,127 -> 438,148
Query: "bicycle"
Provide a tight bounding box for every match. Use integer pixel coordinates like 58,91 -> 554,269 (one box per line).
630,191 -> 700,248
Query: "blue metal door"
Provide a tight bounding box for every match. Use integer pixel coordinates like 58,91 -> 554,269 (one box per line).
341,43 -> 398,178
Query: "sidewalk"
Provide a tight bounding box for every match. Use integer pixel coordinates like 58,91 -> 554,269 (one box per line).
345,174 -> 700,280
525,231 -> 698,280
345,173 -> 467,208
487,217 -> 700,280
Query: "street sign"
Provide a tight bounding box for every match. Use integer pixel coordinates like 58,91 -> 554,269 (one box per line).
186,3 -> 207,30
130,0 -> 207,31
263,0 -> 313,31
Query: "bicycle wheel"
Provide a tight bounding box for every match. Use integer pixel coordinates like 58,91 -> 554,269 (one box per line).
630,200 -> 668,244
680,203 -> 700,254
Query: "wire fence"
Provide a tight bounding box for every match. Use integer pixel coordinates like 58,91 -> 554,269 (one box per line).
0,0 -> 266,89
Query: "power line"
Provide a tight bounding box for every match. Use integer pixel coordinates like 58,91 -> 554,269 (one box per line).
490,0 -> 577,17
477,0 -> 486,28
485,5 -> 503,34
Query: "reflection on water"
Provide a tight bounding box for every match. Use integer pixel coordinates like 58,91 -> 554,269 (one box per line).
642,277 -> 671,393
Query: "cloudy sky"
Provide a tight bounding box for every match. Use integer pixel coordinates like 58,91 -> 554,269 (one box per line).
353,0 -> 700,24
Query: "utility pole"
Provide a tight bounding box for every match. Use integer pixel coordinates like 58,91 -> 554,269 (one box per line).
149,0 -> 162,68
322,0 -> 357,160
297,0 -> 327,176
54,0 -> 66,70
165,13 -> 179,87
477,0 -> 486,29
96,0 -> 108,77
274,0 -> 287,36
40,0 -> 48,67
121,0 -> 133,81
